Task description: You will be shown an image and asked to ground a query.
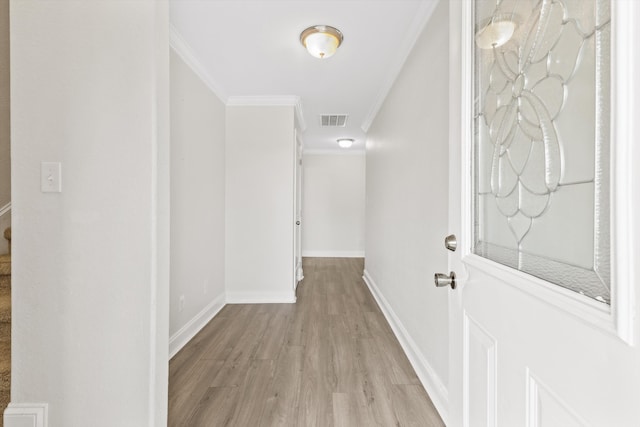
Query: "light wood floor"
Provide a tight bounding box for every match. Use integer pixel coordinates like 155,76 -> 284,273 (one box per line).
168,257 -> 445,426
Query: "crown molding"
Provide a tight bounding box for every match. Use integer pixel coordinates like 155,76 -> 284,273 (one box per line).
360,0 -> 440,132
226,95 -> 300,106
227,96 -> 307,132
169,28 -> 309,132
169,25 -> 228,103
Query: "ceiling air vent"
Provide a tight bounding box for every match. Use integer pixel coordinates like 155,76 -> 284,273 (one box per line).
320,114 -> 348,127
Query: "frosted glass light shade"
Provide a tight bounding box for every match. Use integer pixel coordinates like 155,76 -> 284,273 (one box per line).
337,138 -> 353,148
475,20 -> 516,49
300,25 -> 343,59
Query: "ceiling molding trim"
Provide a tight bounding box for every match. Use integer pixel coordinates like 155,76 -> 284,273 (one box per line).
226,95 -> 300,106
303,148 -> 366,156
360,0 -> 440,132
169,25 -> 228,103
227,96 -> 307,132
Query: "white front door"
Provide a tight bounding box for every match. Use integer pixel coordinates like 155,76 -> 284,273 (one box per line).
447,1 -> 640,426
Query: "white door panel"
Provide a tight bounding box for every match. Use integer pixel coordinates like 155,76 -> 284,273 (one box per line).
460,261 -> 640,426
463,311 -> 497,427
448,1 -> 640,426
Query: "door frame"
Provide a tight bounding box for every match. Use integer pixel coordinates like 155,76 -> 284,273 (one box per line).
293,131 -> 304,290
448,0 -> 640,424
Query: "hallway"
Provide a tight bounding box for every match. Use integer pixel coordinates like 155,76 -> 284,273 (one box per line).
168,258 -> 444,426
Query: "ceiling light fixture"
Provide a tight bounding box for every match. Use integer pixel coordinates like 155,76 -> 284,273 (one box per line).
300,25 -> 343,59
337,138 -> 354,148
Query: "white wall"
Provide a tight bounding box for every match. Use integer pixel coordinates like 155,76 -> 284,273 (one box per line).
9,1 -> 170,426
302,152 -> 365,257
363,0 -> 450,420
225,105 -> 296,302
0,0 -> 10,253
169,49 -> 226,355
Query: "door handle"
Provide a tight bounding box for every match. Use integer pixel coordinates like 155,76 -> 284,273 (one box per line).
296,221 -> 301,225
434,271 -> 456,289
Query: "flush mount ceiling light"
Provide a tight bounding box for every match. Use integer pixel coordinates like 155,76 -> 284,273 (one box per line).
337,138 -> 354,148
300,25 -> 343,59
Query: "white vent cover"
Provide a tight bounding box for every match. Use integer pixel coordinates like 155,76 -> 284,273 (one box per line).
320,114 -> 348,127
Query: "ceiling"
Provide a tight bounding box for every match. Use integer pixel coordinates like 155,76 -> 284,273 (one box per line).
169,0 -> 438,151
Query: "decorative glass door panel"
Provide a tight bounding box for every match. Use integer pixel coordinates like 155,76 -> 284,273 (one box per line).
472,0 -> 611,303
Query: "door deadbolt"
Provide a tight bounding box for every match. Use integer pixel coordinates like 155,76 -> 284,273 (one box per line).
444,234 -> 457,252
434,271 -> 456,289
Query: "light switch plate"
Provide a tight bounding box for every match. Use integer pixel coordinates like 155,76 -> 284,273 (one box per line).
41,162 -> 62,193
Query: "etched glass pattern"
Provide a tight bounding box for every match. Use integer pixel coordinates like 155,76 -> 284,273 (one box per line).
472,0 -> 611,303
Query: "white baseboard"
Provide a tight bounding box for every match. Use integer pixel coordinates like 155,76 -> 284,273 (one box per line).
362,269 -> 449,425
4,403 -> 48,427
226,291 -> 296,304
169,293 -> 225,358
302,250 -> 365,258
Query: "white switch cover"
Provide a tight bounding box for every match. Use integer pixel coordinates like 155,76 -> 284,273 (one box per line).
41,162 -> 62,193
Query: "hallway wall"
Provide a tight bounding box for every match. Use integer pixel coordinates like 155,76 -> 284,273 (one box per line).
302,152 -> 365,257
8,1 -> 170,425
225,105 -> 296,302
0,0 -> 10,251
364,0 -> 450,421
169,49 -> 226,355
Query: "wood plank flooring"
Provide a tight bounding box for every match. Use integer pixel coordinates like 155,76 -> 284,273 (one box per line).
0,250 -> 11,427
168,257 -> 445,426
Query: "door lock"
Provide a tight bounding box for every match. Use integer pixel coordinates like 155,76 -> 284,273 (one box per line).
434,271 -> 456,289
444,234 -> 457,252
